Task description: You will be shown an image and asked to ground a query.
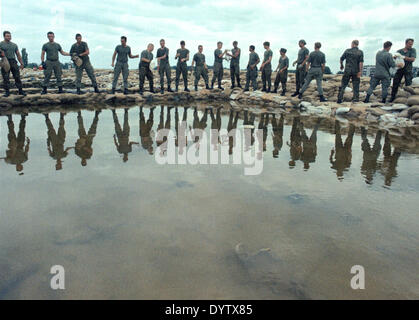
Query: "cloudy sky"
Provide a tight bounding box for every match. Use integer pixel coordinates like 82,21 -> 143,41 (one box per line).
1,0 -> 418,72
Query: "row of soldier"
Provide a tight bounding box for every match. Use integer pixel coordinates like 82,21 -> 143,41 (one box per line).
0,107 -> 401,185
0,31 -> 416,102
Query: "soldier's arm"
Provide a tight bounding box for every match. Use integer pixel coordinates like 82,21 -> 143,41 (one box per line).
404,51 -> 416,62
321,63 -> 325,73
112,51 -> 117,66
41,50 -> 46,62
79,47 -> 90,57
129,53 -> 139,59
184,53 -> 190,62
60,49 -> 70,57
358,62 -> 363,77
204,62 -> 208,69
301,54 -> 309,66
16,50 -> 25,69
0,49 -> 4,57
191,58 -> 195,68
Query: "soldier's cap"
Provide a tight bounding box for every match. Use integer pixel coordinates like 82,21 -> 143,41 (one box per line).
280,48 -> 287,53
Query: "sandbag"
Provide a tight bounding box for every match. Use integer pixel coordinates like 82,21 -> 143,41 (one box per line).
390,53 -> 405,77
0,56 -> 10,72
71,54 -> 83,67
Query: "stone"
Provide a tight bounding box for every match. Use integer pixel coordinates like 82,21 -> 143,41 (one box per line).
336,107 -> 351,115
380,104 -> 409,111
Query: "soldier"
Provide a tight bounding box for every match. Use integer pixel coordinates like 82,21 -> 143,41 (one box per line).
139,43 -> 155,95
260,41 -> 273,92
175,40 -> 190,92
337,40 -> 364,103
273,48 -> 289,95
298,42 -> 327,102
211,41 -> 227,90
390,38 -> 416,102
112,108 -> 139,162
111,36 -> 139,95
364,41 -> 401,103
226,41 -> 241,88
41,31 -> 70,95
70,33 -> 99,95
75,110 -> 100,167
139,106 -> 155,155
330,121 -> 355,180
0,31 -> 26,97
292,40 -> 309,97
191,45 -> 210,91
243,45 -> 260,92
156,39 -> 173,94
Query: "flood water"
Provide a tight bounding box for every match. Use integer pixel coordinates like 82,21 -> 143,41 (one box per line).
0,105 -> 418,300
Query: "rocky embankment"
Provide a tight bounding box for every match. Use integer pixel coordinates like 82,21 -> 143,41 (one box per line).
1,68 -> 419,130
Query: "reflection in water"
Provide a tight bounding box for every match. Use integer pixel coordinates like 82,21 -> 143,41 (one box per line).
139,106 -> 155,155
243,110 -> 255,152
75,110 -> 100,167
271,114 -> 284,158
380,132 -> 401,187
112,108 -> 138,162
287,117 -> 302,169
0,114 -> 30,172
330,121 -> 355,180
300,118 -> 320,170
361,127 -> 382,184
228,109 -> 240,155
210,107 -> 222,151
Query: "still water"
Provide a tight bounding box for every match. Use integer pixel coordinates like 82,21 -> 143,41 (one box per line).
0,105 -> 418,299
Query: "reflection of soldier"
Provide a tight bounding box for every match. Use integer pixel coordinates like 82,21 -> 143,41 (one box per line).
243,109 -> 255,151
210,107 -> 222,151
227,109 -> 240,155
380,132 -> 401,187
191,107 -> 209,144
258,113 -> 270,152
287,117 -> 302,168
360,127 -> 382,184
45,113 -> 73,170
271,114 -> 284,158
113,108 -> 138,162
0,115 -> 30,172
75,110 -> 100,166
330,121 -> 355,180
175,106 -> 189,155
139,106 -> 155,155
300,119 -> 321,170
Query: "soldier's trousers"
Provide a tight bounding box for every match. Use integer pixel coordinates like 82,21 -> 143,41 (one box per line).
338,71 -> 360,101
274,71 -> 287,91
230,62 -> 240,86
295,65 -> 307,92
300,67 -> 324,95
159,63 -> 171,88
391,67 -> 413,98
112,62 -> 129,90
194,66 -> 209,86
75,61 -> 97,88
367,76 -> 391,101
212,62 -> 223,86
1,59 -> 23,90
139,65 -> 154,90
261,66 -> 272,90
245,66 -> 258,90
175,63 -> 188,88
43,60 -> 62,87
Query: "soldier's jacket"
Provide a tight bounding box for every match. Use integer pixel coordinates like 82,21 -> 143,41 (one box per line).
307,50 -> 326,68
42,42 -> 62,61
157,47 -> 169,65
340,47 -> 364,73
0,41 -> 18,60
297,47 -> 309,65
193,52 -> 206,67
231,47 -> 240,65
70,41 -> 90,63
214,49 -> 223,64
374,50 -> 395,78
263,49 -> 273,66
140,50 -> 153,67
176,48 -> 189,64
397,47 -> 416,71
278,56 -> 289,70
248,52 -> 260,67
115,45 -> 131,63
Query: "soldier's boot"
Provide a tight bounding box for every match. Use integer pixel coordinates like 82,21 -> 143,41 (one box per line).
267,86 -> 271,93
3,89 -> 10,97
363,94 -> 371,103
262,85 -> 266,92
337,88 -> 343,104
94,86 -> 100,93
281,89 -> 286,96
218,85 -> 224,91
41,87 -> 48,95
319,95 -> 328,102
175,84 -> 179,92
243,87 -> 249,92
149,84 -> 155,94
210,81 -> 215,90
161,88 -> 164,94
124,88 -> 129,95
272,85 -> 278,93
381,98 -> 387,104
167,86 -> 173,92
195,85 -> 198,91
184,86 -> 190,92
298,93 -> 303,99
77,88 -> 85,95
389,94 -> 396,103
237,79 -> 242,88
58,86 -> 64,94
18,88 -> 27,96
291,90 -> 299,97
111,88 -> 115,94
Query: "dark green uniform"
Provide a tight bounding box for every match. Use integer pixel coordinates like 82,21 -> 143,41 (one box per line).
175,48 -> 189,88
139,50 -> 154,92
45,113 -> 70,167
3,116 -> 29,169
300,50 -> 326,95
157,47 -> 171,89
112,45 -> 131,90
211,48 -> 224,87
366,50 -> 395,101
230,47 -> 241,86
193,52 -> 209,86
296,47 -> 309,92
70,41 -> 97,89
245,52 -> 260,90
42,42 -> 63,87
75,111 -> 100,165
0,41 -> 23,91
391,47 -> 417,99
337,47 -> 364,101
274,56 -> 289,91
261,49 -> 273,91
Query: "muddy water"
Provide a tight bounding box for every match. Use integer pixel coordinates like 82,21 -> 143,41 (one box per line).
0,105 -> 418,299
